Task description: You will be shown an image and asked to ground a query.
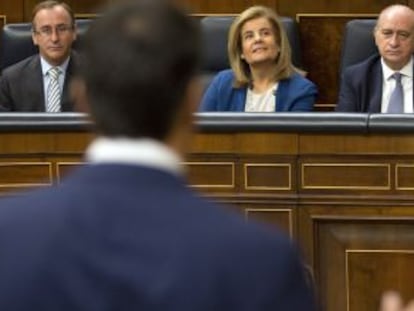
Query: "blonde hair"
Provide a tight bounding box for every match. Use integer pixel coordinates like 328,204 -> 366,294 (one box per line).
228,6 -> 298,87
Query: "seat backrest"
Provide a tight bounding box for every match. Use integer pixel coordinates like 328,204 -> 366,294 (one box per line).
281,17 -> 302,69
0,23 -> 36,71
199,15 -> 303,88
200,16 -> 234,74
0,19 -> 92,71
339,19 -> 378,75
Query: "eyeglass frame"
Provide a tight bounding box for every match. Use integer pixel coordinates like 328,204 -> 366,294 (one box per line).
32,24 -> 75,37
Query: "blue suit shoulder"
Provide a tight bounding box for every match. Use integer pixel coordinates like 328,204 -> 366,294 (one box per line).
214,68 -> 234,79
208,69 -> 235,90
282,72 -> 318,94
199,69 -> 240,111
277,72 -> 318,111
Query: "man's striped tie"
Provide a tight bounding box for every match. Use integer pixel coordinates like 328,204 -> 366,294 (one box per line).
47,67 -> 61,113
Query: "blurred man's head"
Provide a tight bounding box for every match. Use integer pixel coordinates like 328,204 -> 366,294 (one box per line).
75,0 -> 201,151
32,1 -> 77,66
374,4 -> 414,71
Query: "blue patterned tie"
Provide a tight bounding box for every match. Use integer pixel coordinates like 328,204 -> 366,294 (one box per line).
47,67 -> 61,113
387,72 -> 404,114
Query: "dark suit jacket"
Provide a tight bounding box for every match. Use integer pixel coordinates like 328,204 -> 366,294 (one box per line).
0,164 -> 315,311
336,54 -> 414,112
0,52 -> 79,112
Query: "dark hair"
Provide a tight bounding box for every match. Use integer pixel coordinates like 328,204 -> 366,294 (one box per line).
32,1 -> 75,28
78,0 -> 200,139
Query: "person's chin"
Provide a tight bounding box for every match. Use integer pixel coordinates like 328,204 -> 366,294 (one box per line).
45,54 -> 66,65
249,56 -> 274,66
383,50 -> 402,58
48,50 -> 68,58
384,58 -> 407,70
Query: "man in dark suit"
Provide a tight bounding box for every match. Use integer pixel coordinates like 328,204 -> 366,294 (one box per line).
0,1 -> 316,310
336,4 -> 414,112
0,0 -> 78,112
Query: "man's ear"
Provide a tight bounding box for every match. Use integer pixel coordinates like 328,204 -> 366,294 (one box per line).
69,77 -> 90,114
72,24 -> 78,41
32,31 -> 38,46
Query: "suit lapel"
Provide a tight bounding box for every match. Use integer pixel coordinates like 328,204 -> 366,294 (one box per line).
25,56 -> 45,112
232,87 -> 247,111
61,52 -> 78,112
412,61 -> 414,106
368,60 -> 382,113
276,79 -> 288,111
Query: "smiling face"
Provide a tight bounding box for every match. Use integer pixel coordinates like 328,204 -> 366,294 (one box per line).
374,5 -> 414,70
240,17 -> 280,67
32,5 -> 76,66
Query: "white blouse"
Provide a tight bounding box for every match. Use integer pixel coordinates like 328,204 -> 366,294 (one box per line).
245,83 -> 279,112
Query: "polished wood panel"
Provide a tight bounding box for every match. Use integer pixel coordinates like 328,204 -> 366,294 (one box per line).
191,132 -> 298,154
23,0 -> 106,21
279,0 -> 404,17
396,164 -> 414,190
186,161 -> 235,189
0,162 -> 52,189
0,2 -> 23,23
0,15 -> 6,28
302,163 -> 390,190
0,132 -> 92,153
244,207 -> 294,237
181,0 -> 277,14
310,213 -> 414,311
0,123 -> 414,310
299,134 -> 414,154
347,251 -> 414,311
244,163 -> 292,191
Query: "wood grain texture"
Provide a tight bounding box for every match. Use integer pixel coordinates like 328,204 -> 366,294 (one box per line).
244,206 -> 295,237
347,251 -> 414,311
0,129 -> 413,310
278,0 -> 405,17
22,0 -> 106,21
312,215 -> 414,311
0,15 -> 6,28
0,2 -> 23,23
181,0 -> 277,14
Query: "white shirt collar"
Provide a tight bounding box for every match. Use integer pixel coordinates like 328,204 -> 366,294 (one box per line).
85,137 -> 184,176
40,56 -> 70,76
381,56 -> 413,80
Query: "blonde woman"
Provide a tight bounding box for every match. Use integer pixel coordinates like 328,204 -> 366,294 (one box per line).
200,6 -> 317,112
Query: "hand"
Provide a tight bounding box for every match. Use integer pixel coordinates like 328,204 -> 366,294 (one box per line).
379,291 -> 414,311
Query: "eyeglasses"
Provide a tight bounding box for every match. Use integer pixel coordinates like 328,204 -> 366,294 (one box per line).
33,24 -> 73,37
